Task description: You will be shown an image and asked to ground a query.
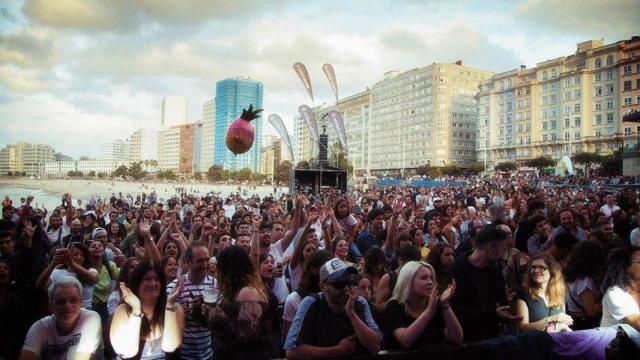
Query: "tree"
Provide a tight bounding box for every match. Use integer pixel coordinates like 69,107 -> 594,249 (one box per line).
157,170 -> 177,181
334,151 -> 353,173
113,165 -> 128,178
97,172 -> 107,179
494,161 -> 517,172
67,170 -> 83,178
87,171 -> 96,178
296,160 -> 310,169
415,164 -> 431,176
128,162 -> 147,180
524,156 -> 556,171
275,160 -> 292,184
235,168 -> 252,181
440,165 -> 461,176
572,152 -> 601,174
598,149 -> 622,176
206,165 -> 225,182
467,162 -> 485,175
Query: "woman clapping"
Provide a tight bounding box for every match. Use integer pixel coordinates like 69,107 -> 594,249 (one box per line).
110,261 -> 185,359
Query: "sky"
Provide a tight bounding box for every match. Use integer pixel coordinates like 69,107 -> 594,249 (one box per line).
0,0 -> 638,159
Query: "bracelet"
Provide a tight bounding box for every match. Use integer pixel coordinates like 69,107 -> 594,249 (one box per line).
440,304 -> 450,310
131,310 -> 143,318
166,304 -> 178,312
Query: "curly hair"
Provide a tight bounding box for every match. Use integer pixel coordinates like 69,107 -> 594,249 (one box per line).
523,253 -> 566,309
426,243 -> 454,275
563,240 -> 605,283
216,245 -> 268,308
601,247 -> 640,293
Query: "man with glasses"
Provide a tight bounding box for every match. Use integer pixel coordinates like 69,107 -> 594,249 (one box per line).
19,277 -> 102,360
284,258 -> 382,359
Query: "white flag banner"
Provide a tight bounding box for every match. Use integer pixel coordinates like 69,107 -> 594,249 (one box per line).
299,105 -> 319,144
322,63 -> 338,103
268,114 -> 294,161
327,110 -> 347,150
293,62 -> 314,104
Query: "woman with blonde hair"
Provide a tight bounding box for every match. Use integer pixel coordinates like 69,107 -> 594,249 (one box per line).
384,261 -> 463,350
515,253 -> 573,332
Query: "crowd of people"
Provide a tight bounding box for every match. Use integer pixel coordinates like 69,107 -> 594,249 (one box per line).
0,174 -> 639,359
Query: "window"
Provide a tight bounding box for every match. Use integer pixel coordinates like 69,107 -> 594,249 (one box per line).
574,104 -> 581,113
607,113 -> 614,123
564,91 -> 571,101
625,97 -> 632,106
574,132 -> 580,140
606,99 -> 614,109
543,134 -> 548,142
607,84 -> 614,93
595,58 -> 602,68
607,70 -> 614,80
551,120 -> 557,130
551,134 -> 557,141
624,65 -> 632,74
624,81 -> 632,91
543,122 -> 548,131
607,128 -> 614,136
595,72 -> 601,81
637,79 -> 640,89
574,76 -> 580,85
550,95 -> 557,104
595,87 -> 602,96
574,90 -> 581,98
637,95 -> 640,104
551,69 -> 557,78
564,105 -> 571,114
606,55 -> 614,65
624,127 -> 632,136
595,101 -> 602,110
574,117 -> 581,126
595,115 -> 602,125
542,71 -> 548,80
542,96 -> 548,105
565,118 -> 571,128
565,132 -> 570,141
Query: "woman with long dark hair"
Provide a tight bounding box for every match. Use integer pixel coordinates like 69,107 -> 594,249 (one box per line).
426,243 -> 455,294
107,257 -> 140,316
207,245 -> 280,359
363,246 -> 386,294
563,240 -> 604,329
110,261 -> 185,359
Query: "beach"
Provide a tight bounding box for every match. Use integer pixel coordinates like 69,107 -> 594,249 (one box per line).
0,178 -> 281,209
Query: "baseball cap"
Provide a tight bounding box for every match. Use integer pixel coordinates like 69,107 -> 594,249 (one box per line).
319,258 -> 357,283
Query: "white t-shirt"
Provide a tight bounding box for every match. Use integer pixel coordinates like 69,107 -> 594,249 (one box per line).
22,308 -> 102,360
566,277 -> 596,314
46,225 -> 70,247
223,204 -> 236,219
599,204 -> 620,218
269,240 -> 290,304
282,291 -> 302,322
50,268 -> 98,310
601,286 -> 640,327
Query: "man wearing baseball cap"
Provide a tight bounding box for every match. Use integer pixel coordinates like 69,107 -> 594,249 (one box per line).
284,258 -> 382,359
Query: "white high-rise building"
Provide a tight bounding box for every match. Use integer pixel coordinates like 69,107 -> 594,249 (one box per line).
199,99 -> 215,172
100,139 -> 130,161
161,96 -> 188,127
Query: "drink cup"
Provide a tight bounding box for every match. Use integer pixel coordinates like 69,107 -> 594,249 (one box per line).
202,288 -> 219,305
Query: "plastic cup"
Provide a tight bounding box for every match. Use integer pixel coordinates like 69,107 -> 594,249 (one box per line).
202,288 -> 219,305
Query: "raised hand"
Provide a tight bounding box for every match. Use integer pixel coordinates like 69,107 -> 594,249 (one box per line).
22,220 -> 35,238
425,284 -> 439,318
440,279 -> 456,306
120,283 -> 141,314
139,219 -> 151,240
167,275 -> 184,306
345,286 -> 358,316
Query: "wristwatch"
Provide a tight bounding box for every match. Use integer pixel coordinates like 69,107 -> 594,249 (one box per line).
166,304 -> 178,312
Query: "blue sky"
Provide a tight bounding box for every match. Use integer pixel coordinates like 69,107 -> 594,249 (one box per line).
0,0 -> 638,158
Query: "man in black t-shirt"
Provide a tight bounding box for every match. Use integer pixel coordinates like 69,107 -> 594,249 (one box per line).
284,258 -> 382,359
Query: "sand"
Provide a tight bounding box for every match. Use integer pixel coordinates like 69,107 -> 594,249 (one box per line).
0,178 -> 281,201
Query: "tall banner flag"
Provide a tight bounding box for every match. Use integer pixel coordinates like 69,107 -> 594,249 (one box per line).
293,62 -> 314,104
267,114 -> 294,161
322,63 -> 339,104
299,105 -> 319,145
326,110 -> 347,150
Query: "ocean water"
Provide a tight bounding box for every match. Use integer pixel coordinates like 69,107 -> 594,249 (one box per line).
0,187 -> 66,211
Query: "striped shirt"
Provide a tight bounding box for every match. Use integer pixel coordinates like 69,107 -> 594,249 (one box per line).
166,273 -> 215,360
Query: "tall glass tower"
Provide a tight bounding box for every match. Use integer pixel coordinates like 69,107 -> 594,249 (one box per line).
214,77 -> 264,172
